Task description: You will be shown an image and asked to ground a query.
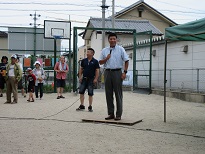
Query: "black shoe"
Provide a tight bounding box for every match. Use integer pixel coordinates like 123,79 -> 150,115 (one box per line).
11,101 -> 17,104
88,106 -> 93,112
4,101 -> 11,104
114,116 -> 121,121
60,95 -> 65,98
76,105 -> 85,111
105,115 -> 115,120
57,96 -> 60,99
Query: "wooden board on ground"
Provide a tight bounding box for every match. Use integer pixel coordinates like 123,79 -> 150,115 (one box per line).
82,118 -> 143,126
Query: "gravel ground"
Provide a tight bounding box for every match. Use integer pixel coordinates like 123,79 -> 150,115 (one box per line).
0,90 -> 205,154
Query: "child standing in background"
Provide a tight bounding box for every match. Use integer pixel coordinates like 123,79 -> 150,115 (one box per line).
27,68 -> 36,102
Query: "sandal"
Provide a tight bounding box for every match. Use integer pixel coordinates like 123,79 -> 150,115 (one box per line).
30,98 -> 34,102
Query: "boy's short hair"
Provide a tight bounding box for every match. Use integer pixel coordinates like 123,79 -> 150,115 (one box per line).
87,48 -> 95,54
1,56 -> 8,63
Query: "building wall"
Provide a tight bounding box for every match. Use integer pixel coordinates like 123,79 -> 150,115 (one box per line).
78,45 -> 86,60
126,40 -> 205,91
89,32 -> 149,60
90,32 -> 103,60
8,27 -> 61,55
0,37 -> 11,60
117,7 -> 171,34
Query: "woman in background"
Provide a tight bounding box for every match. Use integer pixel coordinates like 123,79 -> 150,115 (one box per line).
0,56 -> 8,97
54,56 -> 68,99
33,61 -> 45,100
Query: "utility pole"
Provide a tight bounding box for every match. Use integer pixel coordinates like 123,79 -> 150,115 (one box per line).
101,0 -> 109,49
112,0 -> 115,28
30,12 -> 41,57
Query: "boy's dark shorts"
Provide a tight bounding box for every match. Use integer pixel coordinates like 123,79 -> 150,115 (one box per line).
28,85 -> 35,93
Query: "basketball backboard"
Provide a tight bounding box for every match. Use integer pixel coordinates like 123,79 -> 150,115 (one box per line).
44,20 -> 71,39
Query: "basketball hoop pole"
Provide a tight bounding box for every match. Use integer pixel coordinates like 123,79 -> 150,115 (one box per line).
44,20 -> 71,92
53,36 -> 57,93
53,35 -> 62,92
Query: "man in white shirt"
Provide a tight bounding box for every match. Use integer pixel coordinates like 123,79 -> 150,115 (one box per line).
99,33 -> 129,120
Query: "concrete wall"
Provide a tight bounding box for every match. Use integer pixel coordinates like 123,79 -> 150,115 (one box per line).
152,89 -> 205,103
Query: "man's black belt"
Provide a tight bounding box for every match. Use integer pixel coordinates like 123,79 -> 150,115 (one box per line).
105,68 -> 121,71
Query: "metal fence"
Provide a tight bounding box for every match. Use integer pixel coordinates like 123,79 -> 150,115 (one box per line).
21,68 -> 205,93
150,68 -> 205,93
22,69 -> 73,93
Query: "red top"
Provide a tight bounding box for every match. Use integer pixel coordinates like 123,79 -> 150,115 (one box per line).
54,62 -> 69,79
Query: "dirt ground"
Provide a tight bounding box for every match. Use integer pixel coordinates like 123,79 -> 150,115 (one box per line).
0,90 -> 205,154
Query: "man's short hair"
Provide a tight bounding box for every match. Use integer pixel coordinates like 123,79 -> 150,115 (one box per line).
87,48 -> 95,54
108,33 -> 117,39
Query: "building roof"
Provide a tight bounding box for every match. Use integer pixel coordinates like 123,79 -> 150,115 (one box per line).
0,31 -> 8,38
115,0 -> 177,26
83,18 -> 163,39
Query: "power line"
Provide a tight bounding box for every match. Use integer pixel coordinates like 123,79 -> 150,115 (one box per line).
159,9 -> 205,15
45,16 -> 87,23
0,2 -> 99,7
152,0 -> 205,12
0,8 -> 101,12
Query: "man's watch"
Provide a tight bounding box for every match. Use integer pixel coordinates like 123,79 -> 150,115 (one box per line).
124,70 -> 127,74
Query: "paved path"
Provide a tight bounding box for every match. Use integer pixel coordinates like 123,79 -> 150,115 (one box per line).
0,90 -> 205,154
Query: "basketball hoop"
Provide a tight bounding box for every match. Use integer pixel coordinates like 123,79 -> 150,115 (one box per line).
44,20 -> 71,39
53,35 -> 62,39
